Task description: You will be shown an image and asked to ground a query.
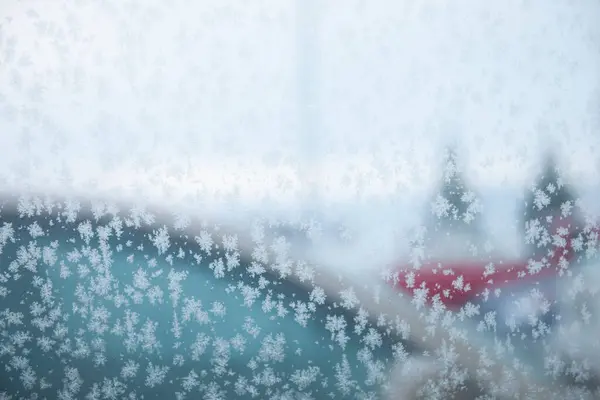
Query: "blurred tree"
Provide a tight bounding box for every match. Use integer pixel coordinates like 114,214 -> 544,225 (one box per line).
423,146 -> 485,257
521,152 -> 581,258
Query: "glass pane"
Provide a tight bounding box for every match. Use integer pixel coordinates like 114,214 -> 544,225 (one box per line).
0,197 -> 404,399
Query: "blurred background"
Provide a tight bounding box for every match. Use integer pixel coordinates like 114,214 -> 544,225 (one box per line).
1,0 -> 599,267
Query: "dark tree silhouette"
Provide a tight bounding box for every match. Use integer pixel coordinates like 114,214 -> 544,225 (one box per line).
521,153 -> 581,258
424,146 -> 485,253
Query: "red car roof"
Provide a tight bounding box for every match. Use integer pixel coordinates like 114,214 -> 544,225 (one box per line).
390,259 -> 560,309
390,225 -> 598,309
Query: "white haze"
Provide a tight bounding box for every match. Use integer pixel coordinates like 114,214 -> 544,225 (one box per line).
0,0 -> 599,272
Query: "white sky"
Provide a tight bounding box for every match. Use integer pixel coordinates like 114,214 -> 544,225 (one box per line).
0,0 -> 599,206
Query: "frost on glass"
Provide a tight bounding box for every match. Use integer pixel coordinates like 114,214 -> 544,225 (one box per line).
1,0 -> 600,399
384,148 -> 600,399
2,161 -> 600,399
0,196 -> 406,399
424,146 -> 485,259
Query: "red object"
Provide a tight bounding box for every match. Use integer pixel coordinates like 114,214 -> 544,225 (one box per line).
391,225 -> 599,310
391,259 -> 559,310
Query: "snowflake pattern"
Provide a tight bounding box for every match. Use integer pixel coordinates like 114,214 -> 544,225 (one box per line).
1,1 -> 600,399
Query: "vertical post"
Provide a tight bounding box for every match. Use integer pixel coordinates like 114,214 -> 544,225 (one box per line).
295,0 -> 320,205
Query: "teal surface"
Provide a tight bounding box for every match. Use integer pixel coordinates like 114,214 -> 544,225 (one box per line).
0,205 -> 403,399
